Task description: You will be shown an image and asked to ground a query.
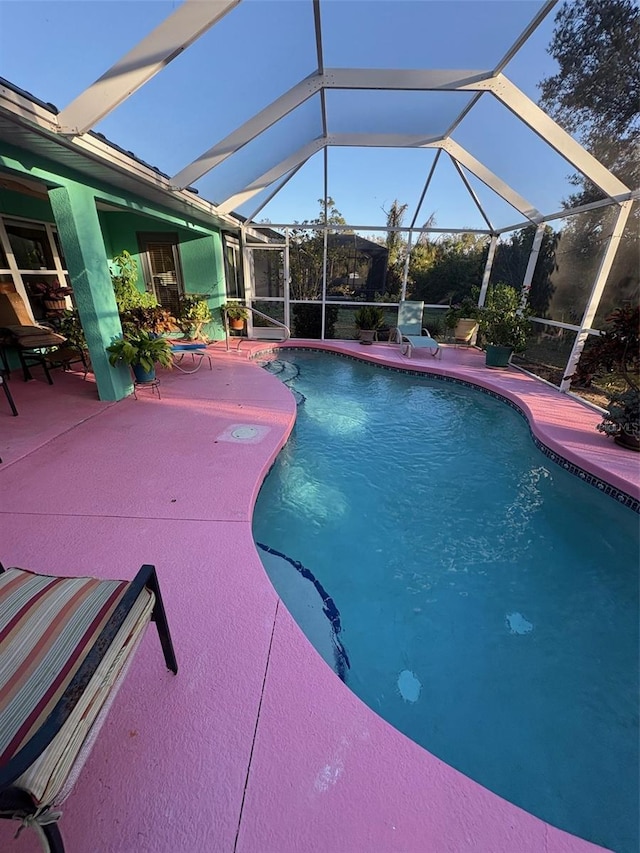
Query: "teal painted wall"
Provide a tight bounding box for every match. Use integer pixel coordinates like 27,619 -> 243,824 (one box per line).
0,187 -> 55,222
0,141 -> 231,396
100,211 -> 225,339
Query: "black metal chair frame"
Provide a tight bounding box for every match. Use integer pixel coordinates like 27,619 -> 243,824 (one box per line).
0,334 -> 89,385
44,346 -> 90,379
0,371 -> 17,416
17,347 -> 55,384
0,563 -> 178,853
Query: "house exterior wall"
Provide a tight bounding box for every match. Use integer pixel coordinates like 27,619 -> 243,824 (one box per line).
0,142 -> 228,400
101,212 -> 225,339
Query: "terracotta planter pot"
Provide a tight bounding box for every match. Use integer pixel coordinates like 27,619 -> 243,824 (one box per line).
229,318 -> 245,331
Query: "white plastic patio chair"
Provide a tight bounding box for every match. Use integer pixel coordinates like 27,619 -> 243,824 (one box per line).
390,301 -> 441,359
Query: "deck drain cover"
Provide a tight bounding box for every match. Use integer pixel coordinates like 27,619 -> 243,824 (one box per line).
232,426 -> 258,440
216,423 -> 270,444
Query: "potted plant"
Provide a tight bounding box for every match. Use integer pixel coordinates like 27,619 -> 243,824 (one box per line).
478,283 -> 530,367
220,302 -> 250,331
106,331 -> 173,383
32,280 -> 72,314
354,305 -> 385,345
120,305 -> 177,337
175,294 -> 213,340
597,386 -> 640,450
444,294 -> 481,345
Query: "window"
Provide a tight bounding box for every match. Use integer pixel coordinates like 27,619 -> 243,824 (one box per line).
0,218 -> 69,320
5,221 -> 54,270
137,233 -> 183,315
223,234 -> 244,299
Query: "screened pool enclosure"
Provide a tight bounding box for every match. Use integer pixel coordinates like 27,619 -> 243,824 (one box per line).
0,0 -> 636,396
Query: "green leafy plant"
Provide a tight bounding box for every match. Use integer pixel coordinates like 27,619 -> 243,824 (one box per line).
120,305 -> 176,336
354,305 -> 385,331
596,387 -> 640,443
175,294 -> 213,340
581,305 -> 640,447
573,305 -> 640,388
220,302 -> 250,322
478,283 -> 531,352
110,250 -> 157,312
58,309 -> 87,351
444,293 -> 482,331
106,331 -> 173,373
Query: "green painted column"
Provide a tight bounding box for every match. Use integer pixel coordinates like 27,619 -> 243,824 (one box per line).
48,184 -> 131,401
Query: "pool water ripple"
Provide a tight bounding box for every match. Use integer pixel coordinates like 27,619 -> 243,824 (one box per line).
253,351 -> 639,853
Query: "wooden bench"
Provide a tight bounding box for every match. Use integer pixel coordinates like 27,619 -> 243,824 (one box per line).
0,563 -> 177,852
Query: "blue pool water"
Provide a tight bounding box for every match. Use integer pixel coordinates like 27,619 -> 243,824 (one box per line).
252,352 -> 639,853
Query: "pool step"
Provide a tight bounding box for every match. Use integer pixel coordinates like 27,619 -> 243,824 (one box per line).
256,542 -> 349,681
259,359 -> 306,405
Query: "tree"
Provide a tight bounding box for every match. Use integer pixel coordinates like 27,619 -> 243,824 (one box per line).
381,199 -> 409,300
410,234 -> 487,305
538,0 -> 639,327
539,0 -> 639,195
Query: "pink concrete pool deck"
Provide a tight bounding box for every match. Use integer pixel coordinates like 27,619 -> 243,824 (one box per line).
1,341 -> 636,853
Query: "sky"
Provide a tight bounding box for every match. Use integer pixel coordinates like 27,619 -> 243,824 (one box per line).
0,0 -> 588,232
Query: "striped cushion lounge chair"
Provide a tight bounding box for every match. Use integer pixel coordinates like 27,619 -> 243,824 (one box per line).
0,564 -> 177,853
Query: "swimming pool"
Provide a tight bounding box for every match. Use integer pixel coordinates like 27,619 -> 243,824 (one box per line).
252,351 -> 639,853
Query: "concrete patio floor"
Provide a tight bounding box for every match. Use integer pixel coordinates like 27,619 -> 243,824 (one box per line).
1,341 -> 636,853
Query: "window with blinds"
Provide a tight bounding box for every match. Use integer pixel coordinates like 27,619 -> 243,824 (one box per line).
137,233 -> 183,315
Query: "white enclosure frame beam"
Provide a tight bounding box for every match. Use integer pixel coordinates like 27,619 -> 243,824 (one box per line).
171,75 -> 322,188
172,60 -> 628,224
498,191 -> 639,233
560,201 -> 632,392
58,0 -> 241,135
466,75 -> 630,200
478,235 -> 498,306
449,155 -> 494,231
492,1 -> 557,74
243,163 -> 305,224
323,68 -> 493,90
410,149 -> 442,229
217,140 -> 324,213
283,230 -> 291,332
263,223 -> 493,235
400,231 -> 414,302
321,140 -> 329,339
313,0 -> 325,76
328,133 -> 443,148
442,139 -> 542,222
171,68 -> 491,188
219,134 -> 535,218
520,223 -> 546,307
